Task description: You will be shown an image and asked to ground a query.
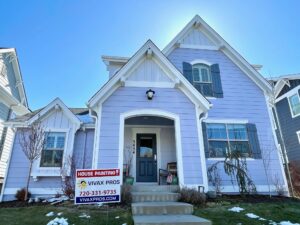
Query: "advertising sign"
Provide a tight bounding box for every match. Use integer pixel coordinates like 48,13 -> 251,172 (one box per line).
75,168 -> 121,204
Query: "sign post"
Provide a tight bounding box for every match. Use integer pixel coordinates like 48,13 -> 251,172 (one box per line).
75,168 -> 121,204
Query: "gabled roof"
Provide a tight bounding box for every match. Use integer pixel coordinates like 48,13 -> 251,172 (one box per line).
162,15 -> 272,94
88,40 -> 211,111
0,48 -> 29,110
268,73 -> 300,97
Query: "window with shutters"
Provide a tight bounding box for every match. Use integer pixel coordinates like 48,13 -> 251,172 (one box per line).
40,132 -> 66,167
206,123 -> 251,158
288,93 -> 300,117
192,64 -> 213,96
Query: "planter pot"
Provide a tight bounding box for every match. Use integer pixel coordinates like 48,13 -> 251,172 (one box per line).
125,177 -> 134,185
207,191 -> 217,199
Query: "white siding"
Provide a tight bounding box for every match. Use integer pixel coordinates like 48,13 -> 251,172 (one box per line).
181,28 -> 215,46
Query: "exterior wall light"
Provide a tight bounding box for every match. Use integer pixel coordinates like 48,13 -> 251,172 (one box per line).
146,89 -> 155,100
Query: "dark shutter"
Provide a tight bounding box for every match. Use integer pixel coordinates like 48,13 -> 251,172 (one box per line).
182,62 -> 193,83
202,122 -> 209,158
246,123 -> 261,159
210,64 -> 223,98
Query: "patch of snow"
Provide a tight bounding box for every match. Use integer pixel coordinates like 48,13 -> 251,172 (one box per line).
79,213 -> 90,219
259,217 -> 266,221
228,207 -> 244,212
46,212 -> 55,217
122,224 -> 127,225
57,212 -> 63,216
46,217 -> 68,225
115,216 -> 120,219
47,196 -> 69,203
269,220 -> 277,225
279,221 -> 300,225
245,213 -> 260,219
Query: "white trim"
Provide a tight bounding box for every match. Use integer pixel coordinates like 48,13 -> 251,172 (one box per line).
124,81 -> 175,88
190,59 -> 213,66
3,188 -> 62,195
131,127 -> 161,183
119,109 -> 184,187
88,40 -> 210,111
125,124 -> 173,128
162,15 -> 272,94
287,93 -> 300,118
0,131 -> 16,202
275,83 -> 300,103
264,94 -> 289,195
204,118 -> 249,124
195,107 -> 208,191
92,106 -> 102,169
296,131 -> 300,144
179,44 -> 219,51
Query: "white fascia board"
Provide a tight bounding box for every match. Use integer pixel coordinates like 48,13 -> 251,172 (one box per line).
0,86 -> 29,115
89,40 -> 211,111
162,15 -> 272,94
28,98 -> 81,129
0,48 -> 15,54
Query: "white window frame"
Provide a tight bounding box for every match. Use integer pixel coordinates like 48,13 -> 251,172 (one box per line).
296,131 -> 300,144
40,131 -> 66,168
288,92 -> 300,118
192,63 -> 212,84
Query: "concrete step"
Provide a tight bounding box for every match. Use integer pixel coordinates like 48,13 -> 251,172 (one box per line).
131,185 -> 179,193
132,202 -> 193,215
132,192 -> 180,202
133,215 -> 212,225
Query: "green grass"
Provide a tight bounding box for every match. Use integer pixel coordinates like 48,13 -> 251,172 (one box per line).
0,202 -> 133,225
195,201 -> 300,225
1,200 -> 300,225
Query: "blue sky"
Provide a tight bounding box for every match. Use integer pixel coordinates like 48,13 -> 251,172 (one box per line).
1,0 -> 300,110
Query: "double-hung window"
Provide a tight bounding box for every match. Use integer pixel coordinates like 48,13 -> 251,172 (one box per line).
207,123 -> 250,158
40,132 -> 66,167
192,64 -> 213,96
288,93 -> 300,117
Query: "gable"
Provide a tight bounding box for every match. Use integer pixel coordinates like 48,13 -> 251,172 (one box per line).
181,27 -> 215,47
126,57 -> 173,84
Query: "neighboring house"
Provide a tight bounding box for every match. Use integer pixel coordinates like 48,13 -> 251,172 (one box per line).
270,74 -> 300,167
1,15 -> 288,201
0,48 -> 29,187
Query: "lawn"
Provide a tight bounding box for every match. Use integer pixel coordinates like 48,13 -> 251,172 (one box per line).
0,199 -> 300,225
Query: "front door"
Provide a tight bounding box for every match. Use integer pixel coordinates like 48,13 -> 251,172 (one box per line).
136,134 -> 157,182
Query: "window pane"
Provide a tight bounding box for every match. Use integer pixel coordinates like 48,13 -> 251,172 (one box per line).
40,150 -> 54,167
230,141 -> 250,156
208,141 -> 228,157
289,94 -> 300,116
193,68 -> 200,82
45,136 -> 55,149
56,136 -> 65,149
53,150 -> 63,167
207,124 -> 227,139
200,68 -> 210,82
227,124 -> 248,140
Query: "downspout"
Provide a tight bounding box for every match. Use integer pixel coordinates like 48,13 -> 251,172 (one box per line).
81,127 -> 88,169
272,103 -> 295,197
89,108 -> 98,169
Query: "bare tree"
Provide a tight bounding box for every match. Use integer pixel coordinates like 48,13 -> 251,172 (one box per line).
261,143 -> 274,197
18,122 -> 46,201
61,155 -> 77,198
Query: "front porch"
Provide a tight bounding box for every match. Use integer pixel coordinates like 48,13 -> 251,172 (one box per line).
122,115 -> 179,185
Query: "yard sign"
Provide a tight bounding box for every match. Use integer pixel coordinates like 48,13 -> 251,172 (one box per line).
75,168 -> 121,204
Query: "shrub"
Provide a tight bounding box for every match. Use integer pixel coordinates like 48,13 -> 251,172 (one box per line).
15,188 -> 31,201
178,187 -> 206,206
121,184 -> 132,205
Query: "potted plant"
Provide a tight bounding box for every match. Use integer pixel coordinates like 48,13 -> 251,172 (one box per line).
124,146 -> 134,185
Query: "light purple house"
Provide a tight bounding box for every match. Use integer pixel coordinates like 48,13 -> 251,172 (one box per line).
0,15 -> 288,201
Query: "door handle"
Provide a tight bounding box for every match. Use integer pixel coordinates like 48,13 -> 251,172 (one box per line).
154,154 -> 157,161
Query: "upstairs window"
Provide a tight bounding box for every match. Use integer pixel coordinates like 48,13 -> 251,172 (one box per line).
192,64 -> 212,83
206,123 -> 250,158
288,93 -> 300,117
40,132 -> 66,167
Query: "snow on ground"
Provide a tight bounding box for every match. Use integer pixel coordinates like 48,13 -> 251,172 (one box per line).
46,212 -> 55,217
279,221 -> 300,225
115,216 -> 120,219
46,217 -> 68,225
245,213 -> 260,219
79,213 -> 91,219
228,207 -> 245,212
46,196 -> 69,203
57,212 -> 63,216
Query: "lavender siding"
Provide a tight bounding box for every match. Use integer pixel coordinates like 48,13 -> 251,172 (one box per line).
2,129 -> 94,201
168,48 -> 285,187
98,87 -> 203,185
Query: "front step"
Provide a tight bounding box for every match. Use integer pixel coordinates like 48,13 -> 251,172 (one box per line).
132,202 -> 193,215
133,215 -> 212,225
132,185 -> 179,193
132,192 -> 180,202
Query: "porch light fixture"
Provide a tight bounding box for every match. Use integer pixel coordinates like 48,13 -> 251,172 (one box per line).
146,89 -> 155,100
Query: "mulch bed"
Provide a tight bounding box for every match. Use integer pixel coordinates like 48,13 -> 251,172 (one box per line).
0,200 -> 48,208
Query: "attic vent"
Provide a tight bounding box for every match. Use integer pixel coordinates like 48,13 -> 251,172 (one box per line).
146,48 -> 153,59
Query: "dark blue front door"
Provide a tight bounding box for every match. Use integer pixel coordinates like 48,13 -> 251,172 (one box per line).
136,134 -> 157,182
